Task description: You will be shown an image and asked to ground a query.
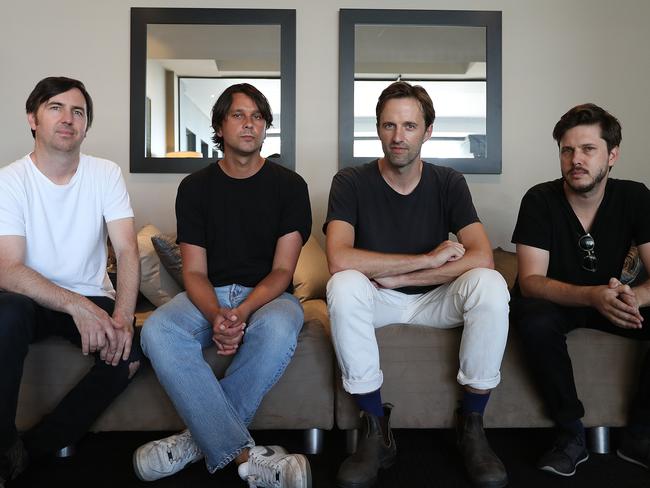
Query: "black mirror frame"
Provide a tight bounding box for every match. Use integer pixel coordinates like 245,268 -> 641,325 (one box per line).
130,8 -> 296,173
339,9 -> 502,174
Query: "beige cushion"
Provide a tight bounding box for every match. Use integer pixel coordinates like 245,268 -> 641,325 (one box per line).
137,224 -> 182,306
293,236 -> 331,302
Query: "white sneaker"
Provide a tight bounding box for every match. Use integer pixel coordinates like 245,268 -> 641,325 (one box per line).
238,445 -> 311,488
133,429 -> 203,481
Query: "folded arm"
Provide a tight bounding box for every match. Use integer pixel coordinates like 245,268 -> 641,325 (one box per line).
374,222 -> 494,289
325,220 -> 445,278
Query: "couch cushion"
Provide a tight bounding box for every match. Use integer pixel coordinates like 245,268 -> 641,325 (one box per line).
151,232 -> 183,288
293,236 -> 331,302
137,224 -> 182,307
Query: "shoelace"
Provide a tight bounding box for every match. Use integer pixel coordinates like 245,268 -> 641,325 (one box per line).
160,432 -> 202,465
245,453 -> 282,488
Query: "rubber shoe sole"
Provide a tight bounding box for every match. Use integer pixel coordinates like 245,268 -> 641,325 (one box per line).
617,449 -> 649,469
539,452 -> 589,477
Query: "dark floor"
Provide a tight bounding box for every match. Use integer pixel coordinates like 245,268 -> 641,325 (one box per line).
12,427 -> 649,488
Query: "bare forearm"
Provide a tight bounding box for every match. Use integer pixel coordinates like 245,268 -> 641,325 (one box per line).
238,268 -> 294,317
0,263 -> 85,313
388,249 -> 493,287
112,246 -> 140,322
328,246 -> 431,279
183,271 -> 221,323
519,274 -> 594,307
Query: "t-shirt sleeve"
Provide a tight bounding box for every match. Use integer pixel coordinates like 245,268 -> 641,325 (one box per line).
279,174 -> 312,245
323,169 -> 357,234
447,171 -> 480,234
511,187 -> 551,250
103,163 -> 134,222
175,175 -> 207,248
632,182 -> 650,245
0,173 -> 25,236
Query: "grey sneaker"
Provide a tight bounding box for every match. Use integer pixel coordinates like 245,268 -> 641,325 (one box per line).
238,445 -> 311,488
133,429 -> 203,481
0,439 -> 28,488
537,433 -> 589,477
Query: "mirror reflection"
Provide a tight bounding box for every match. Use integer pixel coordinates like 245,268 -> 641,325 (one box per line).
353,25 -> 487,159
145,24 -> 281,159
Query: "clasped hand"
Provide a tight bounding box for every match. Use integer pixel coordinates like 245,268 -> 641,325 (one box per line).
72,301 -> 133,366
591,278 -> 643,329
212,306 -> 249,356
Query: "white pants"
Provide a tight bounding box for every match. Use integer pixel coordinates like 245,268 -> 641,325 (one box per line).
327,268 -> 510,394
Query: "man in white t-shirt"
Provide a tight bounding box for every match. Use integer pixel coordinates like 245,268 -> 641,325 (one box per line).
0,77 -> 141,487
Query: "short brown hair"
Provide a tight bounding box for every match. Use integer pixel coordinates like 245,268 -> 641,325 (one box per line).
376,81 -> 435,128
25,76 -> 93,138
211,83 -> 273,151
553,103 -> 622,152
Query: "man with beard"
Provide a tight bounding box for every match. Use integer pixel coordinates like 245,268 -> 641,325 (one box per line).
511,103 -> 650,477
324,81 -> 509,488
132,83 -> 312,488
0,77 -> 141,487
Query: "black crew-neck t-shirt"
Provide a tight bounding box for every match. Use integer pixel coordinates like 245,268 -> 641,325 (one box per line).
176,161 -> 311,291
324,159 -> 479,294
511,178 -> 650,295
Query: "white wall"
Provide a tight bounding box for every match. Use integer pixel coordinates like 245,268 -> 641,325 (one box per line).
145,60 -> 166,157
2,0 -> 649,249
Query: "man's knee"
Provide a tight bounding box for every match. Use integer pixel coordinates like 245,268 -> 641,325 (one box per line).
327,269 -> 373,310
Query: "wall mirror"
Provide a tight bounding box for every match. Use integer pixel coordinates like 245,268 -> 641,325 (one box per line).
339,9 -> 502,173
130,8 -> 296,173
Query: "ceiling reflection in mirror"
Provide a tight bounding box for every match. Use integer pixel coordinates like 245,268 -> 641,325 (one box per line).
145,24 -> 281,159
353,25 -> 487,159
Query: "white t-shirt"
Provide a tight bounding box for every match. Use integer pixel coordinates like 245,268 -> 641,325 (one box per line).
0,154 -> 134,298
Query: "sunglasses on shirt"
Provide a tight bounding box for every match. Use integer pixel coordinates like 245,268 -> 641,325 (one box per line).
578,233 -> 597,272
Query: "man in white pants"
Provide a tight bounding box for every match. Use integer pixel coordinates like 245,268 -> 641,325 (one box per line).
324,81 -> 510,488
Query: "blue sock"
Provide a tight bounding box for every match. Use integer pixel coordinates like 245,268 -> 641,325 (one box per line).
353,389 -> 384,417
462,390 -> 490,416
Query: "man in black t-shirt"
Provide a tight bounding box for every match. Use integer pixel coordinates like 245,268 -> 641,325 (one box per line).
132,84 -> 312,488
324,81 -> 509,488
511,103 -> 650,477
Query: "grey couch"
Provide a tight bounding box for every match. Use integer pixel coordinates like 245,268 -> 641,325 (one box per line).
16,239 -> 646,455
16,235 -> 335,453
335,249 -> 649,453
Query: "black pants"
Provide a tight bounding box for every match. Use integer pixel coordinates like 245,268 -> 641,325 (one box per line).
511,295 -> 650,428
0,292 -> 142,457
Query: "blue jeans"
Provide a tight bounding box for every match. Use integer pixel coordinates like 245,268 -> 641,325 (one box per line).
140,285 -> 303,471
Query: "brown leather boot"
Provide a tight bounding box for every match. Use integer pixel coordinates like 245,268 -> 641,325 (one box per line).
457,410 -> 508,487
337,404 -> 396,488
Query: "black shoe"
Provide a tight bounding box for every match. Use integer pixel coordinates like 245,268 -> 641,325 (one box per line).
617,430 -> 650,469
537,432 -> 588,477
456,410 -> 508,488
0,439 -> 28,488
337,404 -> 397,488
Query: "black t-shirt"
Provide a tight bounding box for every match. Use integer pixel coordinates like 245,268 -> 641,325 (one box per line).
176,161 -> 311,291
511,178 -> 650,295
324,160 -> 479,294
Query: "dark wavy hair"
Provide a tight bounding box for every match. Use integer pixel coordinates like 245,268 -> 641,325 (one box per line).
376,81 -> 435,128
553,103 -> 622,152
211,83 -> 273,151
26,77 -> 93,138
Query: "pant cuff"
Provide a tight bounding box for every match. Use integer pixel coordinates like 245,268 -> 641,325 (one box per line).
457,370 -> 501,390
342,371 -> 384,395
